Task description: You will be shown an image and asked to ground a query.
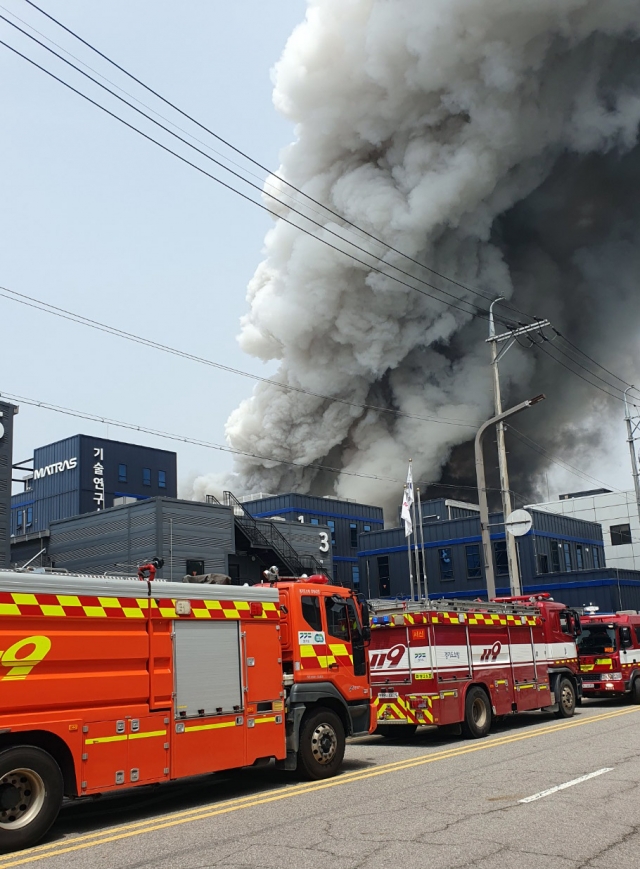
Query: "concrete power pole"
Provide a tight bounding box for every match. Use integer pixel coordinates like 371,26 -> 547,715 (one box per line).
475,395 -> 546,600
624,387 -> 640,523
486,306 -> 550,595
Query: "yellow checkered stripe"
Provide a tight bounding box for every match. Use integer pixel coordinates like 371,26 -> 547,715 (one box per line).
0,592 -> 279,621
374,693 -> 434,726
299,642 -> 353,670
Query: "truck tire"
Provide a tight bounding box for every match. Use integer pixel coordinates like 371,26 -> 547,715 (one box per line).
297,708 -> 345,781
375,724 -> 418,739
0,747 -> 63,854
630,679 -> 640,704
555,677 -> 576,718
461,686 -> 491,739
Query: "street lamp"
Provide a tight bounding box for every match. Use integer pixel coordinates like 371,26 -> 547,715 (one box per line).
475,394 -> 546,599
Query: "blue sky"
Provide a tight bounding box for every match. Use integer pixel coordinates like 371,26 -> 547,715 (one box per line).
2,0 -> 304,493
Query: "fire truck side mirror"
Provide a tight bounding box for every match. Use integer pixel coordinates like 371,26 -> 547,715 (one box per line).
620,626 -> 633,649
356,593 -> 371,641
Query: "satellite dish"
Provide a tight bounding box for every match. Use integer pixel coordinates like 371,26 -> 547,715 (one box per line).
505,509 -> 533,537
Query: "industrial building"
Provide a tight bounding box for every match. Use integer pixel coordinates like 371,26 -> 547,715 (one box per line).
532,489 -> 640,572
356,497 -> 640,611
0,401 -> 18,569
241,492 -> 384,587
10,434 -> 177,555
16,493 -> 332,584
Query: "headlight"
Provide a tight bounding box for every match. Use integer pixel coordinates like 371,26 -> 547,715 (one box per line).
602,673 -> 623,681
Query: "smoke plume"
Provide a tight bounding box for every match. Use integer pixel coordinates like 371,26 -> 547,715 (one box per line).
193,0 -> 640,513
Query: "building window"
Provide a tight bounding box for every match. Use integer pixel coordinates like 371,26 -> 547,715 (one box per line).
186,559 -> 204,576
562,542 -> 572,572
439,547 -> 454,581
493,541 -> 509,576
310,518 -> 319,526
364,525 -> 371,533
142,468 -> 151,487
16,509 -> 23,530
118,463 -> 127,483
610,524 -> 632,546
158,470 -> 166,489
593,547 -> 601,569
537,553 -> 549,574
377,555 -> 390,596
350,523 -> 358,548
301,595 -> 322,632
26,506 -> 33,527
352,565 -> 360,586
550,541 -> 561,573
465,544 -> 482,579
327,520 -> 336,545
576,544 -> 584,570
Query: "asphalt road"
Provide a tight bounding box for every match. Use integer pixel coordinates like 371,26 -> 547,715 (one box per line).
4,699 -> 640,869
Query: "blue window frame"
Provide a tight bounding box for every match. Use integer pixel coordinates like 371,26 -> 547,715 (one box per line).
142,468 -> 151,487
576,544 -> 584,570
465,544 -> 482,579
562,542 -> 572,572
364,525 -> 371,533
439,547 -> 454,581
593,547 -> 600,569
350,523 -> 358,548
327,520 -> 336,545
17,509 -> 23,529
310,518 -> 319,526
26,506 -> 33,527
118,463 -> 127,483
158,470 -> 166,489
352,565 -> 360,586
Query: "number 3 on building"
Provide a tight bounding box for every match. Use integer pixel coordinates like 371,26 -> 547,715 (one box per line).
318,531 -> 330,553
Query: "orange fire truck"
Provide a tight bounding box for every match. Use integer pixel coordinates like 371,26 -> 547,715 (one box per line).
577,610 -> 640,701
368,595 -> 581,738
0,568 -> 372,853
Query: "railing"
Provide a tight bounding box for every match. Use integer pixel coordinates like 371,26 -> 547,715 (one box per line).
368,597 -> 539,615
223,491 -> 328,577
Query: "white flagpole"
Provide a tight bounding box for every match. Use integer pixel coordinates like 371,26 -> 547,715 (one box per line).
417,491 -> 428,600
404,485 -> 415,600
411,479 -> 420,599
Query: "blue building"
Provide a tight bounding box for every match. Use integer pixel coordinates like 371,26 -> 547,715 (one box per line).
11,434 -> 177,539
356,498 -> 639,611
242,493 -> 384,588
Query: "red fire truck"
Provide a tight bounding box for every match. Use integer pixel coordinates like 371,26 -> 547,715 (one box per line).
368,595 -> 581,738
0,568 -> 372,853
577,610 -> 640,701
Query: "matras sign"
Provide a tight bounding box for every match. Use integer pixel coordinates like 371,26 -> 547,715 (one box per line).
33,458 -> 77,479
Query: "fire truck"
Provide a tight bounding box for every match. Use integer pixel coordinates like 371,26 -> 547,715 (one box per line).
368,595 -> 581,738
577,610 -> 640,701
0,568 -> 372,853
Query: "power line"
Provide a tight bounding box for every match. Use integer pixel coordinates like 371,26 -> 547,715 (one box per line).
555,331 -> 636,391
0,283 -> 477,430
18,0 -> 538,324
0,33 -> 505,327
1,389 -> 499,494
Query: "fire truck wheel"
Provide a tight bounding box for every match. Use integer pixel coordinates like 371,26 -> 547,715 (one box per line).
555,677 -> 576,718
0,747 -> 63,853
297,708 -> 345,780
630,679 -> 640,704
461,687 -> 492,739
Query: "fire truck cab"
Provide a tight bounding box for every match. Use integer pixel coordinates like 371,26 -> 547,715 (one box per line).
0,568 -> 372,853
577,611 -> 640,701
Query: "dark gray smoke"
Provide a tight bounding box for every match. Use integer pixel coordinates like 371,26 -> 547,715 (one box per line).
192,2 -> 640,512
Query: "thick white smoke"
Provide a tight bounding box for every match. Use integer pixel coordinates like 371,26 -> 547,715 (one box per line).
193,0 -> 640,511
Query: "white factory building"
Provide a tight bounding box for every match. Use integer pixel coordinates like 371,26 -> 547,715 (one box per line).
531,489 -> 640,572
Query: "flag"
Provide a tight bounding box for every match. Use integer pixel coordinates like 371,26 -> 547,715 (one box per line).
401,463 -> 414,537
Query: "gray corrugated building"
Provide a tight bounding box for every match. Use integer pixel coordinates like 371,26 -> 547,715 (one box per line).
42,496 -> 332,584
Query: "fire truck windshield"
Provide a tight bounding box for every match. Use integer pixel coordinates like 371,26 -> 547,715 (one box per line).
577,625 -> 617,654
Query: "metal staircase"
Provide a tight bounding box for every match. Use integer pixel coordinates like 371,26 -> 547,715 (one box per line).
215,491 -> 327,578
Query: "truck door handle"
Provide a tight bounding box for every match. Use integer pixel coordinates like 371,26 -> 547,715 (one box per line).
329,663 -> 338,670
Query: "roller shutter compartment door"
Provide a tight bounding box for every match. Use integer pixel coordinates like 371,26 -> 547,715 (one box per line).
174,621 -> 242,718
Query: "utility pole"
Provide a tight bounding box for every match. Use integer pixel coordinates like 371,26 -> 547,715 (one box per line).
475,395 -> 546,599
486,305 -> 550,595
624,387 -> 640,523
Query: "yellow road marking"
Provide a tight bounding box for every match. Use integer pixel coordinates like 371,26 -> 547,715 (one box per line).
1,706 -> 637,868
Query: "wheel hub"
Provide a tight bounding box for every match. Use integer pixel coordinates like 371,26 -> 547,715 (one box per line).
310,723 -> 338,765
0,769 -> 45,830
